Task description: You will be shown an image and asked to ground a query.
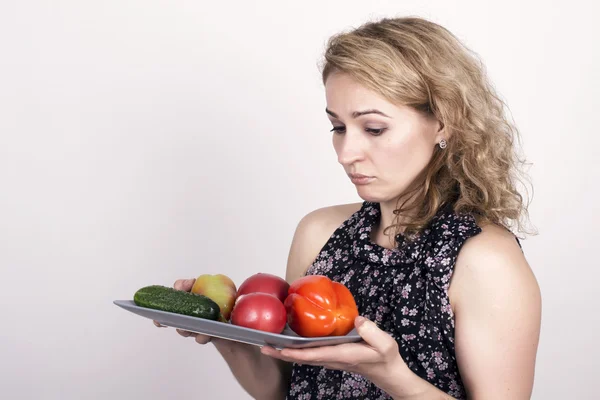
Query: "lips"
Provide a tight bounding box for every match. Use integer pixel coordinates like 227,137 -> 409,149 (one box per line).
348,173 -> 375,185
348,173 -> 373,179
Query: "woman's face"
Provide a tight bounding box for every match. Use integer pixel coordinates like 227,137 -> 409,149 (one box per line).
325,72 -> 444,204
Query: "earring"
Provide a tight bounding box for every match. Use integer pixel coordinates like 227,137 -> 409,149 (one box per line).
439,139 -> 447,149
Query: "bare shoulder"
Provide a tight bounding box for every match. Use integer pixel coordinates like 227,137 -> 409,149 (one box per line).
449,223 -> 540,307
285,202 -> 363,283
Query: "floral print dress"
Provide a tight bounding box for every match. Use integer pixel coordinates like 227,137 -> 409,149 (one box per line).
286,201 -> 482,400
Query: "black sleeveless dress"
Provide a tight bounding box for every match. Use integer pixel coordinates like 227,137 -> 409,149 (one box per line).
286,201 -> 482,400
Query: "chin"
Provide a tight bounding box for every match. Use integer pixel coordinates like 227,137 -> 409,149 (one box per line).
355,186 -> 405,205
355,188 -> 387,203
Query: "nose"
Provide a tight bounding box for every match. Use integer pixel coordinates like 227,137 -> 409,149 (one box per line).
336,130 -> 367,166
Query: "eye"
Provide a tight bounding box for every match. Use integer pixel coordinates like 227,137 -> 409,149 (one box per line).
329,126 -> 388,136
366,128 -> 387,136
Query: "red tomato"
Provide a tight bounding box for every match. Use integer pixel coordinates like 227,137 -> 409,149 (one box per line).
284,275 -> 359,337
230,293 -> 287,334
237,273 -> 290,303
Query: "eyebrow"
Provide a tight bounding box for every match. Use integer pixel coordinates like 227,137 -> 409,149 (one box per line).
325,108 -> 391,119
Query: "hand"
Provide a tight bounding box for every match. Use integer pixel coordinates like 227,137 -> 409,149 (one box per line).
260,316 -> 411,397
152,278 -> 212,345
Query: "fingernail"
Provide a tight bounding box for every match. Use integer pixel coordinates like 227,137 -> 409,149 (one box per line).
355,316 -> 367,327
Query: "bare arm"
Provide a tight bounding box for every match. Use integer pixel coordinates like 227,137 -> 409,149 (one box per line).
449,225 -> 542,399
201,204 -> 361,399
164,279 -> 288,399
212,339 -> 290,400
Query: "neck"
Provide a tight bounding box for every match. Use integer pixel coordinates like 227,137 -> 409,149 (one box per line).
375,191 -> 422,247
378,201 -> 401,236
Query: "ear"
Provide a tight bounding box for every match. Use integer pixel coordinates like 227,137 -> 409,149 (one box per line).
434,118 -> 446,143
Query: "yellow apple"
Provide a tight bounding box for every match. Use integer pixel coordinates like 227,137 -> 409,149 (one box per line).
191,274 -> 237,321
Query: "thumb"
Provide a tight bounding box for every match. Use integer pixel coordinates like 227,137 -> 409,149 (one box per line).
355,316 -> 397,355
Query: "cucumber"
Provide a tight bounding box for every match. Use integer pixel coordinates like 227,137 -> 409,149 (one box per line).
134,285 -> 220,320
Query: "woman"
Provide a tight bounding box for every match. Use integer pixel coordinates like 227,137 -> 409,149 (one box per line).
156,16 -> 541,399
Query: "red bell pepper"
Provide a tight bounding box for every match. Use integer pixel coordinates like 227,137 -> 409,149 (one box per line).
283,275 -> 359,337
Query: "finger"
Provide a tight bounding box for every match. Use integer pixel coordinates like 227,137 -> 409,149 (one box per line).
262,348 -> 341,369
260,346 -> 282,358
176,328 -> 195,337
280,343 -> 379,365
354,316 -> 398,358
153,320 -> 166,328
260,347 -> 297,363
174,278 -> 196,292
194,334 -> 211,345
321,362 -> 353,371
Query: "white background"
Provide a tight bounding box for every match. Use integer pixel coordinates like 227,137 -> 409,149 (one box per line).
1,1 -> 598,399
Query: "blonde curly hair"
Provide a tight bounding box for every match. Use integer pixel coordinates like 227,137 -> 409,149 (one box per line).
320,16 -> 535,239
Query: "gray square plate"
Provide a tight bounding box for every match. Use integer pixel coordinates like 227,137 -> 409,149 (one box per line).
114,300 -> 363,349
